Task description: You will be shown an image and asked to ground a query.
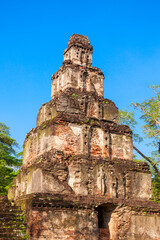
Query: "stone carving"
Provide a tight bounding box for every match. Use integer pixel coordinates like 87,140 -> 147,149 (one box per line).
97,168 -> 106,195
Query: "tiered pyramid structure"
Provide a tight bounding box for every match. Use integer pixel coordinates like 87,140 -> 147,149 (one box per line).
8,34 -> 160,240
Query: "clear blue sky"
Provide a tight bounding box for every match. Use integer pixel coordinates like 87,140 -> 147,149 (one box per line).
0,0 -> 160,155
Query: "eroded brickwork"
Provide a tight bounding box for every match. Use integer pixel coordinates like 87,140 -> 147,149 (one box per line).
28,208 -> 98,240
7,34 -> 160,240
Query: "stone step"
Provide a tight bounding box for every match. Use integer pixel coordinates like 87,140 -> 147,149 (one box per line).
0,224 -> 26,229
0,196 -> 28,239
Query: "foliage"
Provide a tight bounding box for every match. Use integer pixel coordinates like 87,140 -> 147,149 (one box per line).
152,174 -> 160,202
119,110 -> 143,143
132,85 -> 160,151
119,85 -> 160,201
0,122 -> 22,195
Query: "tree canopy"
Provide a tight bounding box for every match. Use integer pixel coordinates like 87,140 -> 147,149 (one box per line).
0,122 -> 22,195
119,85 -> 160,201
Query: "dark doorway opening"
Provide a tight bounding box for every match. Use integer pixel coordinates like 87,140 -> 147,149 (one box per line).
97,204 -> 115,240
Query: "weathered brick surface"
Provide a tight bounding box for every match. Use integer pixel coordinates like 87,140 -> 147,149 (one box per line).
8,154 -> 152,201
28,209 -> 98,240
99,228 -> 110,240
7,34 -> 160,240
22,120 -> 133,167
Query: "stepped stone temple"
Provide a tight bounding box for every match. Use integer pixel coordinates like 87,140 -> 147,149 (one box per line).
6,34 -> 160,239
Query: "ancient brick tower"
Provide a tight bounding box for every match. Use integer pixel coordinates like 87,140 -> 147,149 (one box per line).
8,34 -> 160,240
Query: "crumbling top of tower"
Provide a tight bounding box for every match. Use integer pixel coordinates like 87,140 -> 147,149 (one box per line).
67,34 -> 93,50
51,34 -> 104,98
63,34 -> 93,66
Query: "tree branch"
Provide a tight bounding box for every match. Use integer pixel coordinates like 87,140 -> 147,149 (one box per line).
133,145 -> 160,178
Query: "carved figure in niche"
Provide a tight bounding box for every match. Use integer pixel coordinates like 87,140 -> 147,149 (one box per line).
97,168 -> 106,195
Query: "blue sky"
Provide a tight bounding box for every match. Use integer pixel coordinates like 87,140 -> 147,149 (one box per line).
0,0 -> 160,155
